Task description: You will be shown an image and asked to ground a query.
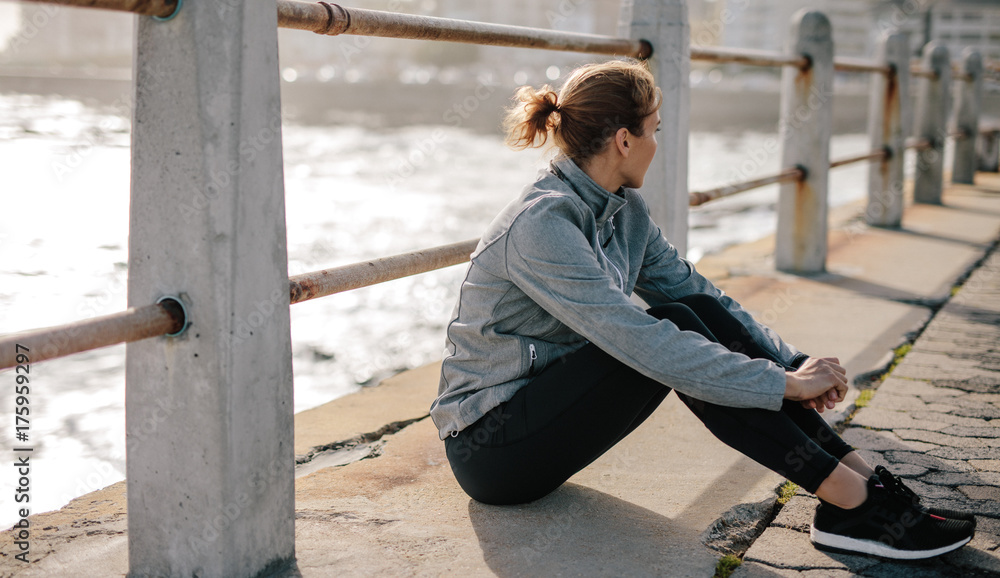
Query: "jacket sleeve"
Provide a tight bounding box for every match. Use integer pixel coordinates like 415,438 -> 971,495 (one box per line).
503,197 -> 788,411
633,215 -> 807,369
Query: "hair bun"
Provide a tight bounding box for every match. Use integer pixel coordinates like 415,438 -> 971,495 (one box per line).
504,84 -> 561,150
531,87 -> 559,118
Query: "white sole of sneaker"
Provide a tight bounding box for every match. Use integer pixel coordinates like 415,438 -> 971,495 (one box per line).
810,525 -> 972,560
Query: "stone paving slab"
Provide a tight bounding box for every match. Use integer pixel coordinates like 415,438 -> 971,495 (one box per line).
741,244 -> 1000,577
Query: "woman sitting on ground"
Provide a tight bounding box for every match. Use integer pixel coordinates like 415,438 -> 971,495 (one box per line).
428,59 -> 975,560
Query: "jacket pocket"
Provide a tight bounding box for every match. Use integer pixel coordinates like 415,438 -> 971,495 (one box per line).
519,338 -> 544,378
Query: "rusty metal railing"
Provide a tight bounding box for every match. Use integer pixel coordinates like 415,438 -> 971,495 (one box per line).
829,149 -> 889,169
27,0 -> 652,57
689,168 -> 804,207
911,64 -> 937,79
834,56 -> 891,75
289,239 -> 478,304
0,300 -> 184,369
691,46 -> 809,69
278,2 -> 651,57
690,148 -> 892,209
1,241 -> 479,370
30,0 -> 176,15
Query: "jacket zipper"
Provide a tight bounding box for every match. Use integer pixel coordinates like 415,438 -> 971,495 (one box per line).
528,343 -> 537,375
598,216 -> 624,290
602,215 -> 615,248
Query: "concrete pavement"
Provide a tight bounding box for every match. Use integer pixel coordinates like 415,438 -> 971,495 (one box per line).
3,174 -> 1000,577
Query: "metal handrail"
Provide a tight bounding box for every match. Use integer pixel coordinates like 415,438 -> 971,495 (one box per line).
829,149 -> 888,169
910,64 -> 937,79
905,137 -> 933,151
692,148 -> 890,208
289,239 -> 478,304
691,45 -> 808,69
25,0 -> 652,58
0,301 -> 183,370
278,2 -> 652,57
0,241 -> 480,369
25,0 -> 175,16
689,168 -> 804,207
833,56 -> 890,74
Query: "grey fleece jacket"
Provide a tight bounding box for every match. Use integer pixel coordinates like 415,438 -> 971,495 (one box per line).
429,156 -> 804,440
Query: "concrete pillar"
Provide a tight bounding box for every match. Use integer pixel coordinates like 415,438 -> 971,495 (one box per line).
951,48 -> 983,184
866,30 -> 910,228
776,10 -> 834,274
978,129 -> 1000,172
913,42 -> 951,204
619,0 -> 690,257
126,1 -> 294,576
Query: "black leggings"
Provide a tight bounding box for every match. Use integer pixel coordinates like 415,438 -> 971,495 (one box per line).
444,294 -> 854,505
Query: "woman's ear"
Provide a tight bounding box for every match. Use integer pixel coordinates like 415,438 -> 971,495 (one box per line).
615,127 -> 630,158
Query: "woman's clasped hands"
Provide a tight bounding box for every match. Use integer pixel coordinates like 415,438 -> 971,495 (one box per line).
784,357 -> 848,413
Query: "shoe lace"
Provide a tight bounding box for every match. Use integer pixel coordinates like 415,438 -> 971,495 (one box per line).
878,469 -> 921,505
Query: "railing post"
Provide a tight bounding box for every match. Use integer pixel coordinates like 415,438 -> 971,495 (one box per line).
952,48 -> 983,184
978,129 -> 1000,172
914,42 -> 951,204
126,1 -> 295,576
866,30 -> 910,228
776,10 -> 834,274
619,0 -> 690,257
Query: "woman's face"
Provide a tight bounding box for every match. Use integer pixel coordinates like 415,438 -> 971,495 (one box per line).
622,110 -> 661,189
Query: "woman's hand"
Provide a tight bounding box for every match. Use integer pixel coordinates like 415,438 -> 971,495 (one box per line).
784,357 -> 848,412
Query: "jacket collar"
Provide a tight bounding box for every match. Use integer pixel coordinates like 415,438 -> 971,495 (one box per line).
551,156 -> 627,229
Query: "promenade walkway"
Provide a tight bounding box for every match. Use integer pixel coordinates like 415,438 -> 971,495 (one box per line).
3,175 -> 1000,577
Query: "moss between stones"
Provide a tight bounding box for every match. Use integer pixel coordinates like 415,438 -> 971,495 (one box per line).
714,554 -> 741,578
854,388 -> 874,409
777,481 -> 798,505
885,343 -> 912,377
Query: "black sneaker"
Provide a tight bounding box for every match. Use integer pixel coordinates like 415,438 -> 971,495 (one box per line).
875,465 -> 976,526
811,475 -> 975,559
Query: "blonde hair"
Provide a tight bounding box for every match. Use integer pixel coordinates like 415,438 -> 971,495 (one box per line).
503,59 -> 661,164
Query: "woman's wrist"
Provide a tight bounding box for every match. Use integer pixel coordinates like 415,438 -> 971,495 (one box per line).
784,371 -> 801,400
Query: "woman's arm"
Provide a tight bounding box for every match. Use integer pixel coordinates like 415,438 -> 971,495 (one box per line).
633,214 -> 806,369
631,203 -> 848,410
502,196 -> 789,411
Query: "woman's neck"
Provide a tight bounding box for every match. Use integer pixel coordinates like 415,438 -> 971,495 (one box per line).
578,155 -> 623,195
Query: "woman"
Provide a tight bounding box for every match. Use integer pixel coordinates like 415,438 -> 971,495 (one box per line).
429,59 -> 974,559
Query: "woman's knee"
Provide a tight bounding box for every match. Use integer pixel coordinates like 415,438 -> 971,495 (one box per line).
674,293 -> 724,312
646,302 -> 716,339
646,302 -> 696,322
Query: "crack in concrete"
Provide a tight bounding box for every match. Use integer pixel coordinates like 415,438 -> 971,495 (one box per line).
294,414 -> 429,472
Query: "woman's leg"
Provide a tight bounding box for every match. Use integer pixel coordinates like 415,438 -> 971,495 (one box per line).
446,340 -> 668,505
675,394 -> 845,494
655,295 -> 862,494
447,297 -> 860,505
446,301 -> 710,505
668,294 -> 858,462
